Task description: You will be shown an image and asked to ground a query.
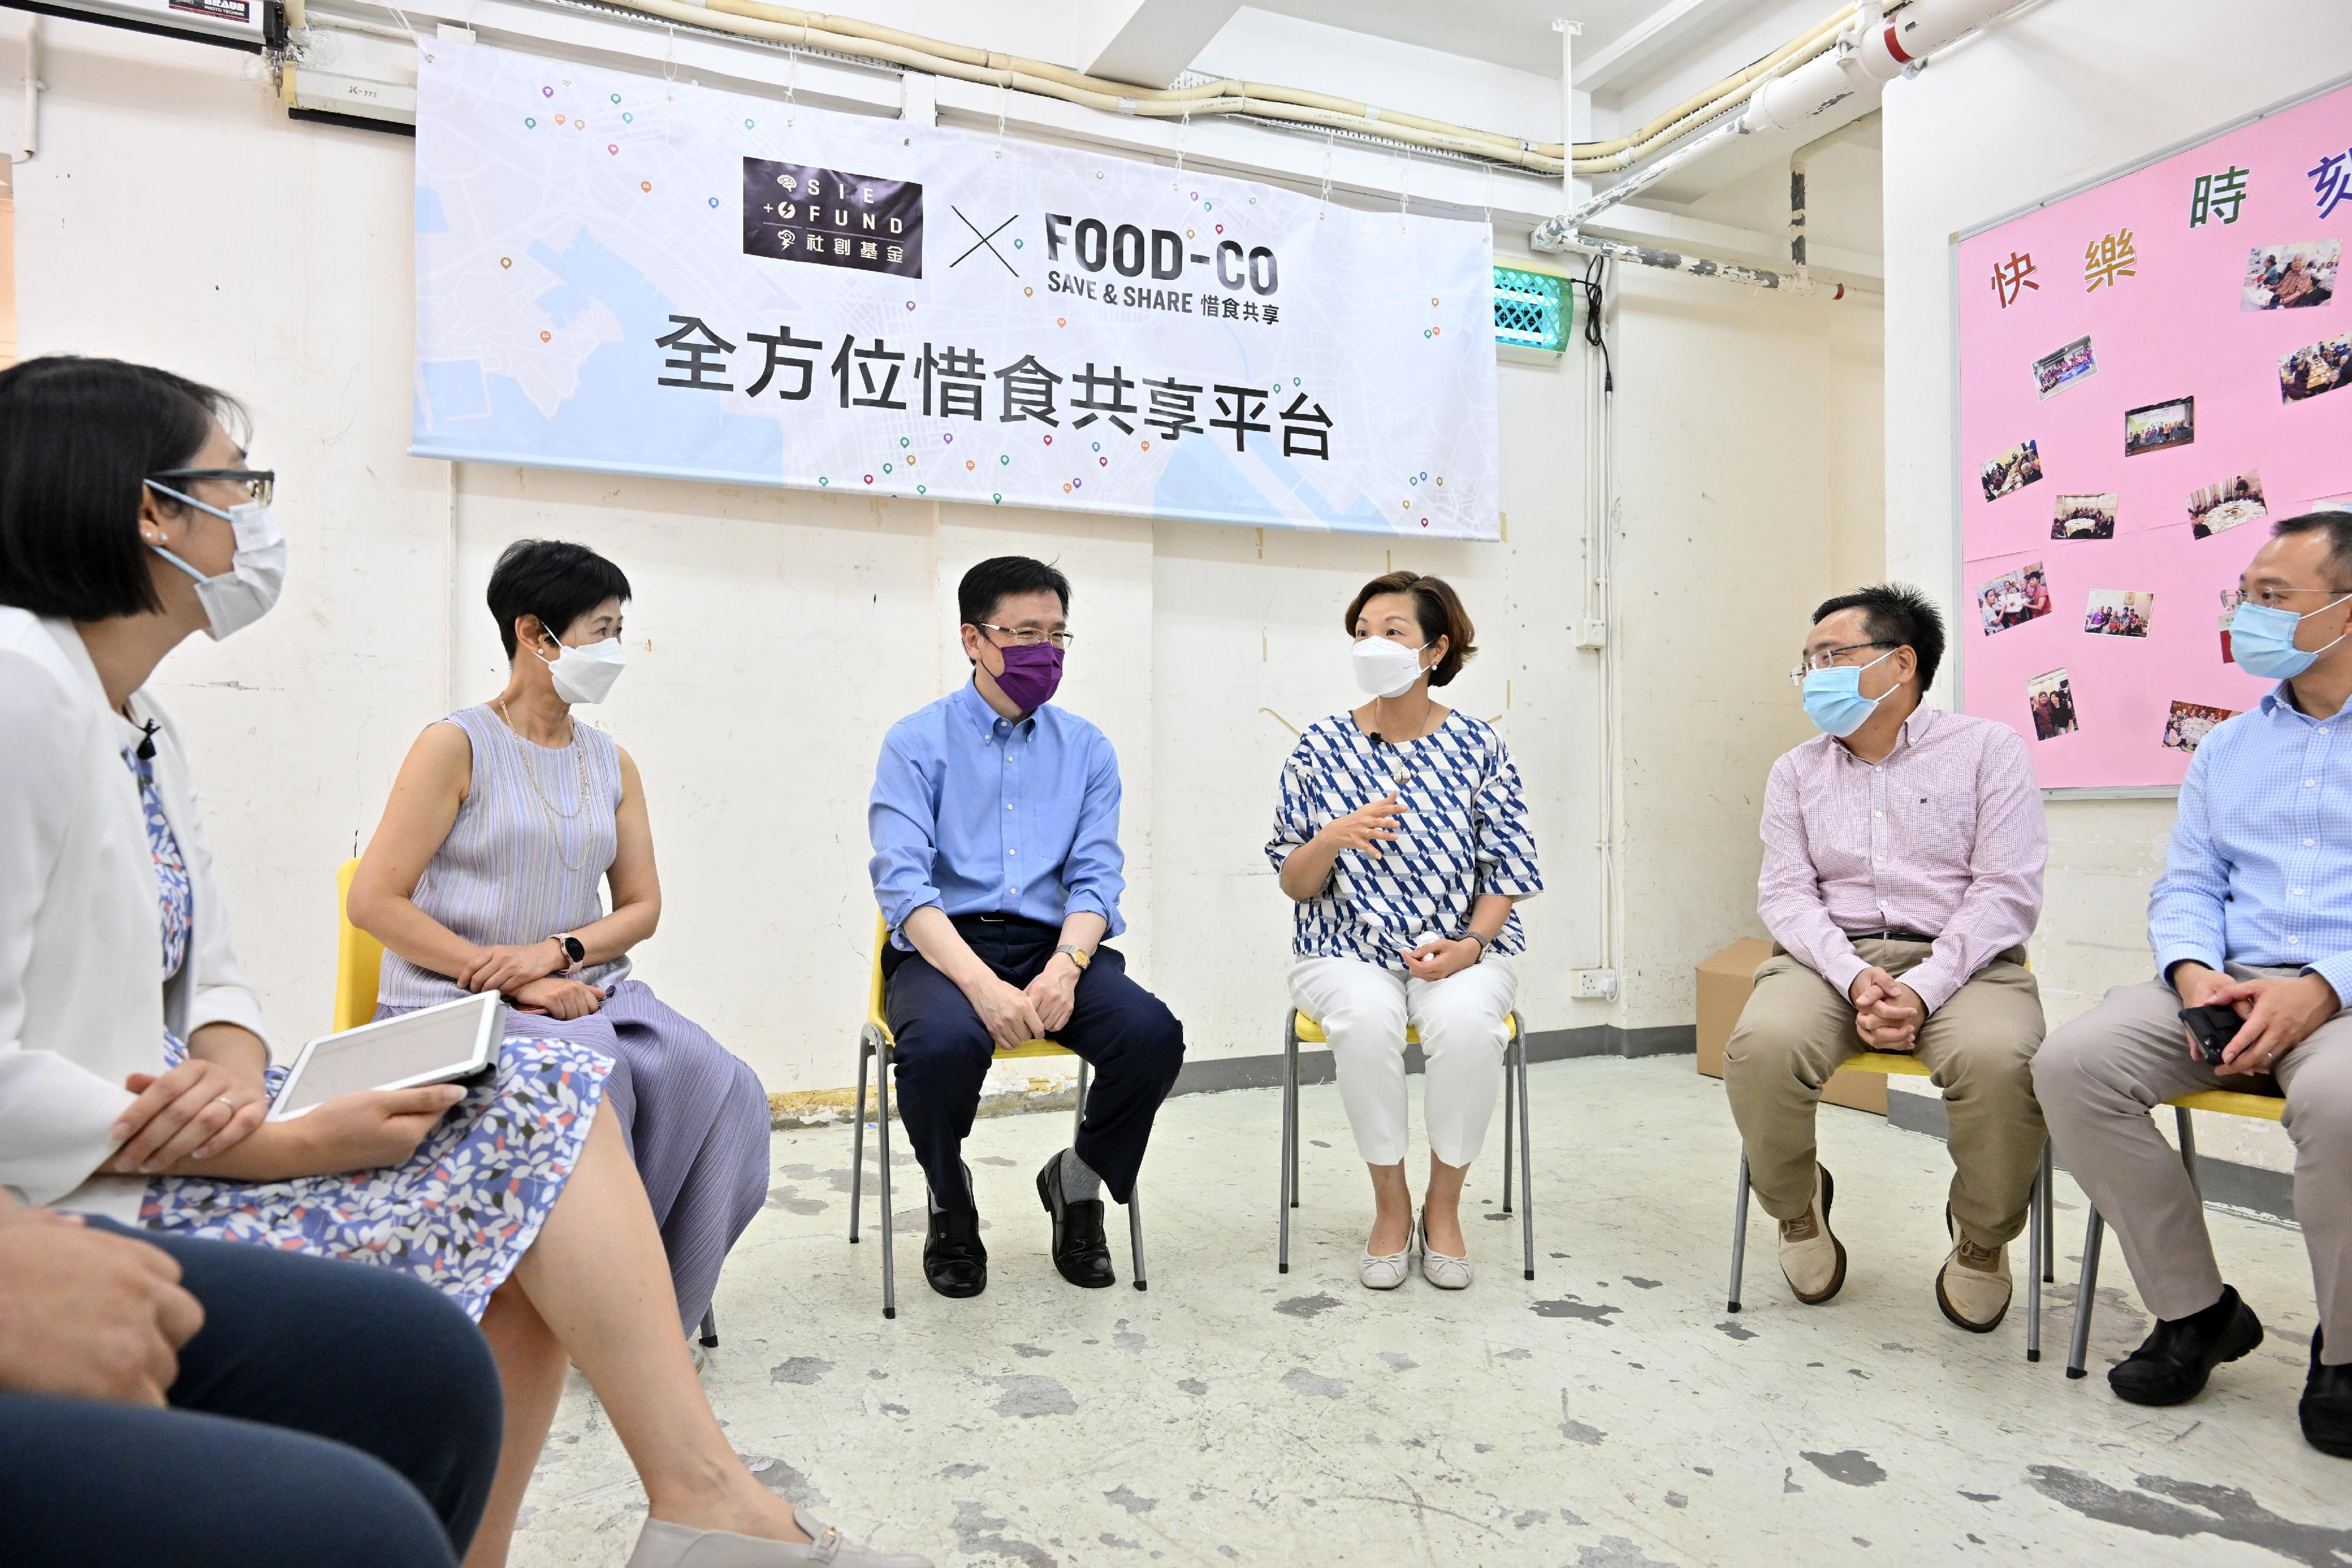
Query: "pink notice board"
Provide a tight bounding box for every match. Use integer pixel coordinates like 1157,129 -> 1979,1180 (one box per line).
1955,75 -> 2352,791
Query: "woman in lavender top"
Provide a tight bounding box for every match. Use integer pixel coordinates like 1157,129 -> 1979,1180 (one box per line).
349,540 -> 770,1343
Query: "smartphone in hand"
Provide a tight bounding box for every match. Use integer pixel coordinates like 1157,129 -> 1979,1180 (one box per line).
2178,1003 -> 2243,1066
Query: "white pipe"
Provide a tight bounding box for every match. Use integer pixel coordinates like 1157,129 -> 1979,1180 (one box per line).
1534,0 -> 2014,287
1555,18 -> 1580,209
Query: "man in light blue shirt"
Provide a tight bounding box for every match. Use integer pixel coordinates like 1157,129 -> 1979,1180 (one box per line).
2037,512 -> 2352,1459
867,557 -> 1183,1301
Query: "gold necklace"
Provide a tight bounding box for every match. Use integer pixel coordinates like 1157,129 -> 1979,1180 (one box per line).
496,698 -> 593,871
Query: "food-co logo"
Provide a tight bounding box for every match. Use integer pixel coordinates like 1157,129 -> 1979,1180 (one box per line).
1041,213 -> 1279,300
741,157 -> 924,279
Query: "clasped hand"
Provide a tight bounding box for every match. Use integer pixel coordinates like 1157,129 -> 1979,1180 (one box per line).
457,938 -> 564,996
1402,937 -> 1481,981
0,1206 -> 203,1406
1849,966 -> 1924,1049
101,1056 -> 266,1174
507,975 -> 608,1019
969,955 -> 1082,1051
2174,963 -> 2337,1075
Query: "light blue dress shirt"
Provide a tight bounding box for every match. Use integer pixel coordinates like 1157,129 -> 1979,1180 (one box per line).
2150,683 -> 2352,1002
868,681 -> 1126,948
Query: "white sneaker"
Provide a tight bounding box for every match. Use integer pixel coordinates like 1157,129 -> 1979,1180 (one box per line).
1417,1209 -> 1473,1290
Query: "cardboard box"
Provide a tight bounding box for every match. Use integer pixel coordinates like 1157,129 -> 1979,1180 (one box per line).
1695,938 -> 1887,1115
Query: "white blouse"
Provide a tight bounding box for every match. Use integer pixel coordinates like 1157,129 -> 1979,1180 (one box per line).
0,609 -> 267,1218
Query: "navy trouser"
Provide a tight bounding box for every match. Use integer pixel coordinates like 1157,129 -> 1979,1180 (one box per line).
0,1221 -> 503,1568
885,913 -> 1185,1210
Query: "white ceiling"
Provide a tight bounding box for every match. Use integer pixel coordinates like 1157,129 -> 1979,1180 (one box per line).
1242,0 -> 1781,86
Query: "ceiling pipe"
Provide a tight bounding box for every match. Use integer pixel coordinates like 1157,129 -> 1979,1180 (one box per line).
1531,0 -> 2019,287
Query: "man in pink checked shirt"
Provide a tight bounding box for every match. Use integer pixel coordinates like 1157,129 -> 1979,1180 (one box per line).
1725,584 -> 2049,1333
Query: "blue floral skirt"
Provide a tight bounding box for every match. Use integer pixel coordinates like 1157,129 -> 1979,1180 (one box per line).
142,1035 -> 612,1321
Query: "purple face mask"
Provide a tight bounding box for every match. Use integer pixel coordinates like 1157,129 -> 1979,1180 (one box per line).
990,641 -> 1064,712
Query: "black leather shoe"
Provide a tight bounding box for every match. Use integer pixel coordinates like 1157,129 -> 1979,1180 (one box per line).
2109,1284 -> 2263,1406
1035,1154 -> 1115,1289
2303,1324 -> 2352,1459
923,1208 -> 988,1299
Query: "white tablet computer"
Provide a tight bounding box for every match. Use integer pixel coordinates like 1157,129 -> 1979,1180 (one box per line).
266,992 -> 508,1121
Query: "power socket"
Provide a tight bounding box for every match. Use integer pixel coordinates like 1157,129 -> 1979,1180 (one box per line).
1575,619 -> 1608,650
1572,968 -> 1618,999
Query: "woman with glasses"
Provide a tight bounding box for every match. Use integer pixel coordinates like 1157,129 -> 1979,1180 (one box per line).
1265,571 -> 1541,1290
0,356 -> 929,1568
347,539 -> 770,1352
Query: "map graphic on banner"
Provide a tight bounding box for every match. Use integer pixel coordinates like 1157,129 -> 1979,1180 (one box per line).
412,42 -> 1500,539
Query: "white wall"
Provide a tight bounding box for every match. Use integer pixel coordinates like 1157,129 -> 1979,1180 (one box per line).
1880,0 -> 2352,1168
18,17 -> 1879,1098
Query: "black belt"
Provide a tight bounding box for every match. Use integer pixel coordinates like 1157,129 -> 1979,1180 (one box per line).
1846,928 -> 1937,944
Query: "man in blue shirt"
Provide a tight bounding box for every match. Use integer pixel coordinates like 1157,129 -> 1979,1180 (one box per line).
2037,511 -> 2352,1459
867,557 -> 1184,1300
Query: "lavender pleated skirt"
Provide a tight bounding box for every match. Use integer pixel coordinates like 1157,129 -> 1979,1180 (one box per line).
380,978 -> 769,1331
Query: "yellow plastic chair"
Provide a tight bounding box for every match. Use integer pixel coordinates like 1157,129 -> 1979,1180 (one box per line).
332,858 -> 385,1034
849,910 -> 1147,1319
1278,1008 -> 1534,1281
1726,1050 -> 2059,1363
333,858 -> 724,1346
2064,1087 -> 2286,1378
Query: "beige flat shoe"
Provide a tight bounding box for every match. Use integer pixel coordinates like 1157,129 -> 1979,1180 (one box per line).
626,1507 -> 933,1568
1418,1209 -> 1472,1290
1937,1206 -> 2013,1332
1778,1163 -> 1846,1305
1361,1242 -> 1412,1290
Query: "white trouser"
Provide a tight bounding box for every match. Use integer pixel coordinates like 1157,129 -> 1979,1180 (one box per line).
1288,954 -> 1519,1168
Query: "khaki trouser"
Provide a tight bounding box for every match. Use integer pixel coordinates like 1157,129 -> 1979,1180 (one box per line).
1724,938 -> 2047,1249
2034,968 -> 2351,1365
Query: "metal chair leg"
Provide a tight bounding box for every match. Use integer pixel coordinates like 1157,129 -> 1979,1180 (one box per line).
1514,1028 -> 1534,1281
2066,1206 -> 2103,1378
2176,1105 -> 2201,1199
1128,1186 -> 1147,1291
2039,1141 -> 2056,1283
850,1034 -> 870,1243
1278,1019 -> 1297,1274
1728,1147 -> 1752,1313
1501,1045 -> 1516,1216
698,1307 -> 719,1348
2026,1152 -> 2043,1363
878,1040 -> 897,1321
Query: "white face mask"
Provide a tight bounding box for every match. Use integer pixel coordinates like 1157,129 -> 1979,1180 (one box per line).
143,483 -> 287,642
1352,636 -> 1430,700
539,633 -> 627,704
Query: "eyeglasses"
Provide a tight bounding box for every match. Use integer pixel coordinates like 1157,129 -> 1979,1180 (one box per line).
1787,641 -> 1895,688
975,622 -> 1075,649
2220,586 -> 2352,611
150,467 -> 274,507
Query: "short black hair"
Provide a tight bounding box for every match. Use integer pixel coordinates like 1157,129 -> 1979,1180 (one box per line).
486,539 -> 632,658
0,356 -> 244,620
2270,510 -> 2352,583
957,556 -> 1070,629
1812,582 -> 1947,693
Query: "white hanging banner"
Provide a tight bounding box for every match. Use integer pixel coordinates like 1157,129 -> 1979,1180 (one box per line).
412,42 -> 1500,539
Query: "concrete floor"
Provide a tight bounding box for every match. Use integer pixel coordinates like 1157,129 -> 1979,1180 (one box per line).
510,1057 -> 2351,1568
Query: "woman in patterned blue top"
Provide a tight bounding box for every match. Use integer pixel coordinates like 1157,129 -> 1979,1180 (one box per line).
1267,572 -> 1542,1290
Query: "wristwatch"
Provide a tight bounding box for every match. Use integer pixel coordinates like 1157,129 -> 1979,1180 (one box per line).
550,933 -> 587,975
1054,942 -> 1093,971
1460,930 -> 1491,963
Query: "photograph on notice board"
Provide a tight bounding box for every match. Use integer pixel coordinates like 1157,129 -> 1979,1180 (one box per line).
2161,700 -> 2239,753
2032,335 -> 2099,399
2028,668 -> 2079,740
2189,469 -> 2267,537
2084,590 -> 2156,638
2124,396 -> 2196,454
1977,561 -> 2053,634
2280,332 -> 2352,402
2053,492 -> 2118,539
1980,438 -> 2045,502
2241,240 -> 2339,310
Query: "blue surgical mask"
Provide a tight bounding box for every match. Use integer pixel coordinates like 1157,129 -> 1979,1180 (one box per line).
1801,648 -> 1897,738
2230,596 -> 2351,680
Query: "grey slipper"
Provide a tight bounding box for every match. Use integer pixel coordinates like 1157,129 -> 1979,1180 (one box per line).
626,1506 -> 933,1567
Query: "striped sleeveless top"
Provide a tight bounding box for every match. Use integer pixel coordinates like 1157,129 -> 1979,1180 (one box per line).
375,704 -> 633,1008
